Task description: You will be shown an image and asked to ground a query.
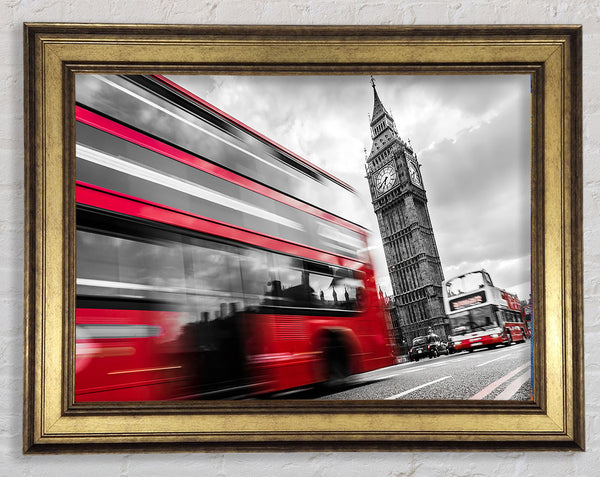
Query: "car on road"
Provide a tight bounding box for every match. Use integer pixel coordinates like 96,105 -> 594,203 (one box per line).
409,336 -> 429,361
409,334 -> 449,361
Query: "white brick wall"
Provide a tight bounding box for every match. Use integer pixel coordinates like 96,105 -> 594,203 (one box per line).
1,1 -> 597,475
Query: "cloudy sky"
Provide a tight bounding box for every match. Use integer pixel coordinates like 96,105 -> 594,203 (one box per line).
166,74 -> 532,300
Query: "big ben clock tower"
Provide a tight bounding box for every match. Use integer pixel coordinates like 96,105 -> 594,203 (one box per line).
365,77 -> 447,343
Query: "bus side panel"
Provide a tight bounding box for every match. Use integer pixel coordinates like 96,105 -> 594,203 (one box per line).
504,323 -> 528,342
244,308 -> 395,395
243,314 -> 321,394
75,308 -> 200,401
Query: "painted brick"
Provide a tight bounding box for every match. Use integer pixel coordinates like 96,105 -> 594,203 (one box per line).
1,1 -> 598,475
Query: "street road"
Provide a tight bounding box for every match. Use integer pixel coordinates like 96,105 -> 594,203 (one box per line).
270,340 -> 532,401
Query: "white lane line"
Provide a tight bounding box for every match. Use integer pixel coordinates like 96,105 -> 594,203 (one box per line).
409,356 -> 454,367
377,373 -> 400,379
494,371 -> 531,400
469,363 -> 529,400
399,361 -> 446,373
385,376 -> 452,400
366,367 -> 419,376
385,353 -> 482,375
447,356 -> 472,364
476,355 -> 509,367
428,362 -> 449,368
365,373 -> 403,381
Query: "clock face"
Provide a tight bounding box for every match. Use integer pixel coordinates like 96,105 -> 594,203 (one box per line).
375,165 -> 397,193
407,161 -> 422,187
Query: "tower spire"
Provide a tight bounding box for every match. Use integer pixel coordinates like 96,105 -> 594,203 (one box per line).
367,76 -> 400,160
370,75 -> 388,125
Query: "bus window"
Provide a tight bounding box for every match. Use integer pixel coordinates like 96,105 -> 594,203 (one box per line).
446,271 -> 489,296
77,230 -> 120,297
308,272 -> 333,306
186,240 -> 244,320
449,307 -> 500,334
268,254 -> 312,307
308,269 -> 361,310
495,309 -> 506,326
117,237 -> 186,302
239,248 -> 270,309
76,230 -> 187,303
510,310 -> 523,323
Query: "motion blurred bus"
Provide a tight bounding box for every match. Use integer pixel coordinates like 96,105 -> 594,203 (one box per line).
74,74 -> 396,401
442,270 -> 529,353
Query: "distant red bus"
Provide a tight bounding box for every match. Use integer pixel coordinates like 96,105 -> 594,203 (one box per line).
75,74 -> 396,401
442,270 -> 529,353
523,302 -> 532,333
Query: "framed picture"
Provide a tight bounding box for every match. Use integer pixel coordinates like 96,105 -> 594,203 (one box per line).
23,24 -> 583,452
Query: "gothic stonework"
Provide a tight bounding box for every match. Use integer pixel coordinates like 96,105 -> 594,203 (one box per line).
365,78 -> 448,345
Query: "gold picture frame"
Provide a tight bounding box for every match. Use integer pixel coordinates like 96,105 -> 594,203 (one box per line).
23,23 -> 583,452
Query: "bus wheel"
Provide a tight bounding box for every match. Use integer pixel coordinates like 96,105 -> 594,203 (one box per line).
323,335 -> 349,387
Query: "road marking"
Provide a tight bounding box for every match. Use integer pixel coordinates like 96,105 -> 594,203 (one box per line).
402,368 -> 422,374
469,363 -> 529,400
370,373 -> 403,381
429,362 -> 449,368
400,361 -> 447,373
447,356 -> 472,363
494,370 -> 530,400
385,376 -> 452,400
476,355 -> 509,367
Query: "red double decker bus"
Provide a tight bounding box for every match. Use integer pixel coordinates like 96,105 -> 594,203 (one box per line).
74,74 -> 396,401
442,270 -> 529,353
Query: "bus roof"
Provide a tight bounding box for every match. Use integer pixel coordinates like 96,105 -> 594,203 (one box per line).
152,74 -> 357,194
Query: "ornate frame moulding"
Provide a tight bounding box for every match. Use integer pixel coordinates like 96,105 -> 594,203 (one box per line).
23,23 -> 583,452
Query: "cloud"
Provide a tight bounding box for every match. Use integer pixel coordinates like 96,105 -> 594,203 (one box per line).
165,73 -> 531,299
421,88 -> 531,276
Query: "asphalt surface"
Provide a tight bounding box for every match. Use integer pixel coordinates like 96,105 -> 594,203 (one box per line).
270,340 -> 533,401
